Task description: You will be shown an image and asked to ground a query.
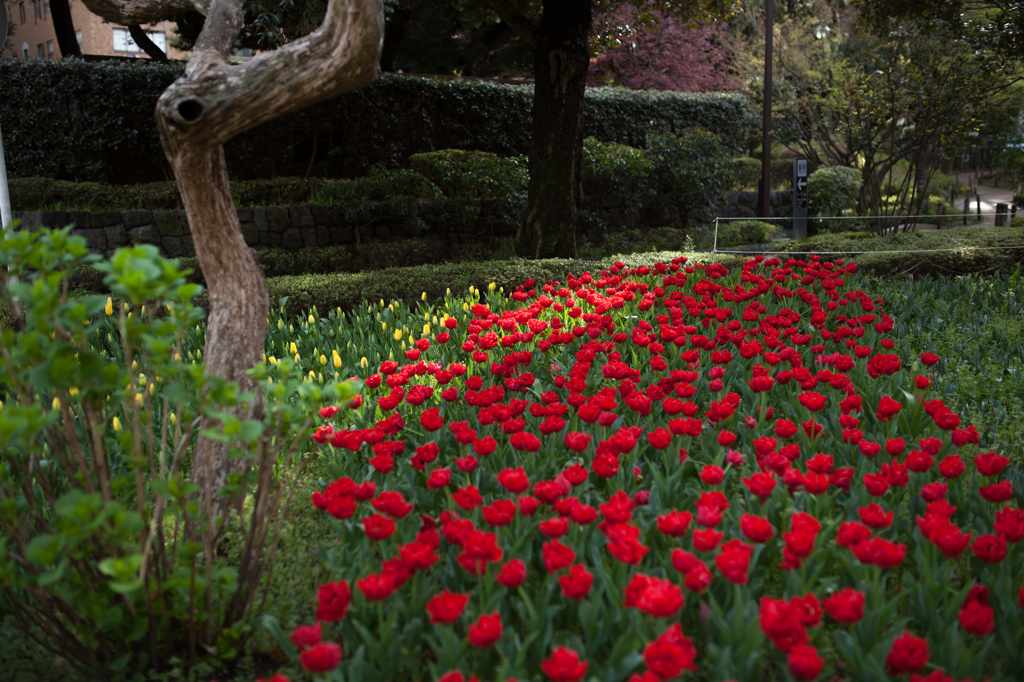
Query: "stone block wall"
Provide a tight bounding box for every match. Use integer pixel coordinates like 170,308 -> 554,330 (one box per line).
11,205 -> 369,257
10,190 -> 792,255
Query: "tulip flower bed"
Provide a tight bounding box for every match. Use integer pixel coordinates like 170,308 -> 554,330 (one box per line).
261,255 -> 1024,682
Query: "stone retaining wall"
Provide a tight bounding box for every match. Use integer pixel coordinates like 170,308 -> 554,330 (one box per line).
10,190 -> 793,255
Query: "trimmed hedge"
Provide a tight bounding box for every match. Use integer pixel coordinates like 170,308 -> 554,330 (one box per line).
712,220 -> 783,248
6,176 -> 337,211
263,252 -> 734,316
775,227 -> 1024,277
0,60 -> 754,183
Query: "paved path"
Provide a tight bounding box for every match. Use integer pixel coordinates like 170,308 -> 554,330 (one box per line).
950,173 -> 1017,228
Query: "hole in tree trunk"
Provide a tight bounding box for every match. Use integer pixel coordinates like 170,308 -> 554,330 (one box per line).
177,99 -> 205,122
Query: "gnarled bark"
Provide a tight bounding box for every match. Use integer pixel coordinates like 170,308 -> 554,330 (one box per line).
78,0 -> 384,518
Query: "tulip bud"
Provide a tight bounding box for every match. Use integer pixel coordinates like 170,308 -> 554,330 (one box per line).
105,297 -> 113,315
112,416 -> 122,431
320,354 -> 327,366
52,397 -> 61,410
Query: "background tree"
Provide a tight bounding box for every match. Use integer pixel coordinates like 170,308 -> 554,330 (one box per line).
74,0 -> 384,517
588,5 -> 735,92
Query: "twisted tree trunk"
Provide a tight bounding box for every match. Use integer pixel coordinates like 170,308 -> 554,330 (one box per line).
80,0 -> 384,519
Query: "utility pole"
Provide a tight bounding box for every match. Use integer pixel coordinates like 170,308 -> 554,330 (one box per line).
0,9 -> 11,234
757,0 -> 774,219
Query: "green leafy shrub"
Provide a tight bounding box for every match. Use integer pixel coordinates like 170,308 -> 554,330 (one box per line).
0,227 -> 355,678
731,157 -> 799,191
8,176 -> 336,211
408,149 -> 528,230
0,60 -> 753,182
778,227 -> 1024,276
807,166 -> 862,232
711,220 -> 783,248
315,166 -> 443,236
646,129 -> 732,228
582,137 -> 651,229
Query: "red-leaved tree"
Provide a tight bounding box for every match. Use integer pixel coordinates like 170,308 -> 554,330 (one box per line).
589,6 -> 735,92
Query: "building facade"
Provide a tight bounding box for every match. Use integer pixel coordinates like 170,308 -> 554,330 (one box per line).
2,0 -> 186,60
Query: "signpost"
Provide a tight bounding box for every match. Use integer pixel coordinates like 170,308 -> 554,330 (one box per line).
793,158 -> 808,239
0,8 -> 11,234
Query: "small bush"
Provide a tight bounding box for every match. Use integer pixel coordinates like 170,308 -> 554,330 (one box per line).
807,166 -> 862,231
315,166 -> 443,234
408,149 -> 528,229
646,129 -> 732,228
731,157 -> 798,191
706,220 -> 782,248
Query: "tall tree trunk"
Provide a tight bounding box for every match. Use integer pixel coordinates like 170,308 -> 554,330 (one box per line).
49,0 -> 83,57
138,0 -> 382,519
516,0 -> 591,259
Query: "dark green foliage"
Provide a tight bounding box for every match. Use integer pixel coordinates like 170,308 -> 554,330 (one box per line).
646,129 -> 733,227
869,269 -> 1024,467
315,167 -> 443,233
778,227 -> 1024,276
731,157 -> 800,191
0,61 -> 754,182
9,176 -> 336,211
408,149 -> 528,229
712,220 -> 783,248
582,137 -> 651,218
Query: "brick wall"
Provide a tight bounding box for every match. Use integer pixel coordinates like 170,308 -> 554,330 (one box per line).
2,0 -> 185,59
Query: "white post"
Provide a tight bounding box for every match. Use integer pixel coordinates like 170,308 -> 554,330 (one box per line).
0,121 -> 11,234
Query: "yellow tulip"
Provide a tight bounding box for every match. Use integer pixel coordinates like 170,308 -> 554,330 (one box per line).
69,387 -> 80,396
382,322 -> 387,331
138,374 -> 146,386
289,342 -> 298,355
488,282 -> 496,292
105,297 -> 113,316
149,383 -> 155,396
394,329 -> 402,341
112,416 -> 122,431
135,393 -> 144,406
169,412 -> 176,426
293,353 -> 300,363
463,303 -> 469,312
320,354 -> 327,365
52,397 -> 61,410
423,323 -> 430,336
422,291 -> 427,301
333,352 -> 342,369
0,400 -> 4,411
360,356 -> 368,369
308,314 -> 315,324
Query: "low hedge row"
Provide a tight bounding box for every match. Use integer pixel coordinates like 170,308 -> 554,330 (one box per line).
8,177 -> 332,212
261,252 -> 736,316
0,60 -> 754,183
774,227 -> 1024,277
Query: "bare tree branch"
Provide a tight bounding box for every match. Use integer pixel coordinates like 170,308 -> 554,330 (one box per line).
128,24 -> 168,60
484,0 -> 539,47
77,0 -> 200,26
157,0 -> 383,155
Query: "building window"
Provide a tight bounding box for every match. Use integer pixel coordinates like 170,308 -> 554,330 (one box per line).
43,0 -> 49,17
21,42 -> 30,58
33,0 -> 40,20
75,30 -> 83,51
47,40 -> 54,60
36,43 -> 44,59
112,27 -> 167,54
18,2 -> 25,24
